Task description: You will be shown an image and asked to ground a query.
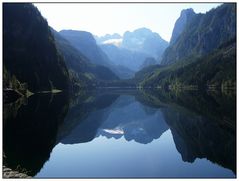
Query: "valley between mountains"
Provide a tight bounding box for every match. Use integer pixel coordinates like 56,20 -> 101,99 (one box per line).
3,3 -> 236,97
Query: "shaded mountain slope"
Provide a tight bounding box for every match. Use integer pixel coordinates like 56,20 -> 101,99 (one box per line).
3,3 -> 69,92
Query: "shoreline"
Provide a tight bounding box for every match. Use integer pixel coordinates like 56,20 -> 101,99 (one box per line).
3,166 -> 31,178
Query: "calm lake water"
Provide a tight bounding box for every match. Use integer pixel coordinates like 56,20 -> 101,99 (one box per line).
3,89 -> 236,178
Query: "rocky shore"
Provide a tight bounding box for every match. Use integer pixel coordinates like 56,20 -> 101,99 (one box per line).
3,166 -> 31,178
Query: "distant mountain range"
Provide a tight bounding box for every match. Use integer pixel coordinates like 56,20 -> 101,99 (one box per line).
100,43 -> 148,71
121,28 -> 169,60
59,27 -> 168,79
96,28 -> 169,73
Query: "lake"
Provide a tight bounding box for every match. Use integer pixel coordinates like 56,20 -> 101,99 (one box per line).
3,89 -> 236,178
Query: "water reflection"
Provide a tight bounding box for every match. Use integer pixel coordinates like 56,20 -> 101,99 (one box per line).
3,93 -> 69,176
3,89 -> 236,177
139,89 -> 236,174
60,93 -> 168,145
58,91 -> 119,144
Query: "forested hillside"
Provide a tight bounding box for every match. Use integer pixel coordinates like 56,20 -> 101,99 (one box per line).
137,3 -> 236,91
52,29 -> 119,91
3,3 -> 69,93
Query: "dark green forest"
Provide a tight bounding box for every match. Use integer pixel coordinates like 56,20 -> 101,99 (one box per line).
136,38 -> 236,90
3,3 -> 69,93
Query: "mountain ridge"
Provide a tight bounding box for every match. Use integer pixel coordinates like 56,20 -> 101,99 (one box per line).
137,3 -> 236,90
161,3 -> 235,65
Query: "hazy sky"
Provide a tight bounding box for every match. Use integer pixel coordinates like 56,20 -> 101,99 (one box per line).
35,3 -> 221,42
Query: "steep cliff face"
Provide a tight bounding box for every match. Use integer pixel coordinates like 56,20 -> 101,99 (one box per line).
3,3 -> 70,92
161,3 -> 236,65
137,3 -> 236,90
170,8 -> 195,44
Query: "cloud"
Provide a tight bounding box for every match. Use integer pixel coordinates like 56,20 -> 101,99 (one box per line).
102,38 -> 123,47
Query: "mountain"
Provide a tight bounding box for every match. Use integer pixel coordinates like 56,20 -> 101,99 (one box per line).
58,92 -> 120,144
98,28 -> 168,73
97,95 -> 169,144
109,65 -> 135,79
138,38 -> 236,89
140,57 -> 157,69
59,30 -> 112,67
170,8 -> 196,44
51,29 -> 119,90
121,27 -> 169,59
100,44 -> 148,72
59,30 -> 133,80
134,64 -> 162,83
59,92 -> 169,145
3,3 -> 69,92
161,3 -> 236,65
138,4 -> 236,90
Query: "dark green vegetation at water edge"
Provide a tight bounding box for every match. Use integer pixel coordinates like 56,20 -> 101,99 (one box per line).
3,93 -> 70,176
3,66 -> 29,103
137,38 -> 236,90
3,3 -> 70,93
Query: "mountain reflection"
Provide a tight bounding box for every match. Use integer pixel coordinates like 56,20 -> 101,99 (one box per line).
3,89 -> 236,176
59,90 -> 168,145
58,89 -> 236,174
139,89 -> 236,174
3,93 -> 69,176
96,95 -> 168,144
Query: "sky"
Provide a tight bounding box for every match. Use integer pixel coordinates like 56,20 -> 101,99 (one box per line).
34,3 -> 221,42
